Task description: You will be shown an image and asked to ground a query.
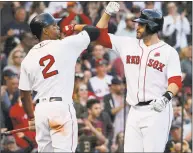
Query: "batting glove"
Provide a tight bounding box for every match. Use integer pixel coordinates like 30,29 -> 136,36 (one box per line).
61,24 -> 76,36
105,2 -> 120,16
28,118 -> 36,131
150,91 -> 173,112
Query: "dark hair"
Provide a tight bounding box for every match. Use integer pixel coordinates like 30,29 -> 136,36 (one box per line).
86,99 -> 100,109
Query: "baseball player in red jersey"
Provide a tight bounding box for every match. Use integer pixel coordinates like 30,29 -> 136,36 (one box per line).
96,2 -> 182,152
19,13 -> 100,152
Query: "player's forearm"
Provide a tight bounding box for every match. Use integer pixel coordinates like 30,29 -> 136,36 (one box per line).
167,83 -> 180,96
95,12 -> 112,48
96,12 -> 111,28
20,90 -> 34,119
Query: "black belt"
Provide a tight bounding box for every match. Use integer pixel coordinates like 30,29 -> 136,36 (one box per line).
36,97 -> 62,104
136,100 -> 152,106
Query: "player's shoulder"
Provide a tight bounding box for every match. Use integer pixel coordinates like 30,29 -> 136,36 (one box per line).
161,42 -> 180,60
28,40 -> 59,54
109,34 -> 139,48
21,43 -> 42,67
61,30 -> 88,40
163,42 -> 178,54
21,49 -> 33,65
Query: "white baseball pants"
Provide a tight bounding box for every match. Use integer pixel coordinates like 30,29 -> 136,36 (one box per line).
124,103 -> 173,152
34,99 -> 78,152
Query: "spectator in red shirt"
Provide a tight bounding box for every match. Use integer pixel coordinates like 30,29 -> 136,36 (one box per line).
87,59 -> 113,100
9,98 -> 36,149
57,2 -> 91,28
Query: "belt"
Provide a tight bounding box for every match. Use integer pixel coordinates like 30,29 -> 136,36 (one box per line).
36,97 -> 62,104
136,100 -> 152,106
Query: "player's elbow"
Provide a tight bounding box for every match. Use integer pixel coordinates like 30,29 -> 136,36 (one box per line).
83,25 -> 100,41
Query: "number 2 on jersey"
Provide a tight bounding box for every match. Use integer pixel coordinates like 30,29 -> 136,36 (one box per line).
39,55 -> 58,79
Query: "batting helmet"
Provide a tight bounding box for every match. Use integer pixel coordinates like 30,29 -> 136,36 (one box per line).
133,9 -> 164,34
30,13 -> 60,39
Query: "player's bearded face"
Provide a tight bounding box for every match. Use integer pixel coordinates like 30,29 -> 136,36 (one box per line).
136,23 -> 148,39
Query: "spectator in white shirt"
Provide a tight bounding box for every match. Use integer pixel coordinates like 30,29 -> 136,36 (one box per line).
162,2 -> 190,51
115,13 -> 136,37
88,59 -> 113,99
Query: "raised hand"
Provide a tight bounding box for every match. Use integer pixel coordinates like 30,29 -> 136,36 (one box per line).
105,2 -> 120,16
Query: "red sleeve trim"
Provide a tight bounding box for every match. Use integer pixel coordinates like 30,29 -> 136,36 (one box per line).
168,76 -> 182,89
79,13 -> 92,25
96,27 -> 112,49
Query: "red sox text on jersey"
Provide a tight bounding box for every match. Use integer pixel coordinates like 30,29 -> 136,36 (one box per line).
126,55 -> 165,72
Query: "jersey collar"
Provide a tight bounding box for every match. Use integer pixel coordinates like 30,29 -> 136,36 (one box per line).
140,39 -> 166,51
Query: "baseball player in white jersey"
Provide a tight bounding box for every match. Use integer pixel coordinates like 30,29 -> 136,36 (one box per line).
18,13 -> 100,152
96,2 -> 182,152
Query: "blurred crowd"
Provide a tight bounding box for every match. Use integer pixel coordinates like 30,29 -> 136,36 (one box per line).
0,1 -> 192,153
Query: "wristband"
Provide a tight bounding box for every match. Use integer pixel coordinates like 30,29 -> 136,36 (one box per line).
105,9 -> 112,16
163,91 -> 173,101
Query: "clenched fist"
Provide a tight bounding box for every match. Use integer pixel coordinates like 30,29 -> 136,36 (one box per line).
105,2 -> 120,16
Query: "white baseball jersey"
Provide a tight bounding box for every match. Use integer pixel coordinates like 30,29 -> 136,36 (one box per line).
109,34 -> 182,106
19,31 -> 90,102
